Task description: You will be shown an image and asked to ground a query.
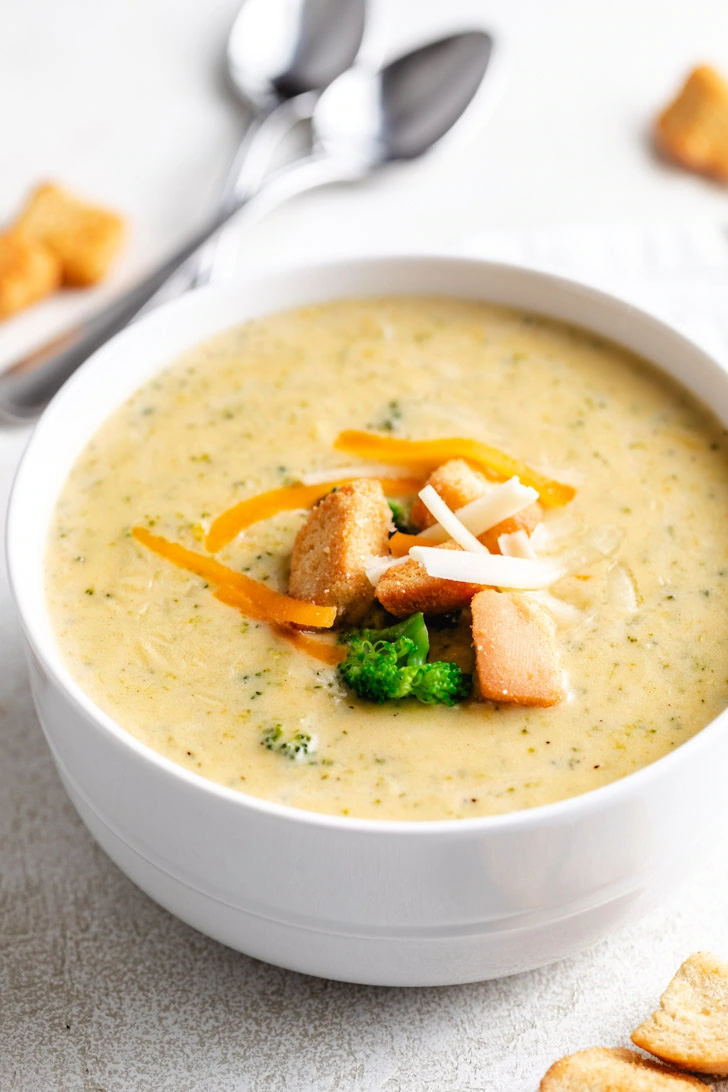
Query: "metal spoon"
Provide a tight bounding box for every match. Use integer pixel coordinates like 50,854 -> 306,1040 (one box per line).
190,0 -> 368,288
0,31 -> 494,424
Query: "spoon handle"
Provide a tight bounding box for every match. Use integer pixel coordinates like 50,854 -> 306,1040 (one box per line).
191,93 -> 318,289
0,154 -> 354,425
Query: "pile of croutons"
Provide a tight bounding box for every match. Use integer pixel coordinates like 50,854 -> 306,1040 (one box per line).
0,182 -> 125,319
289,458 -> 565,707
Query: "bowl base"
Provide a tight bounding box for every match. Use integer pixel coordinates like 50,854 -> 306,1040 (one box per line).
57,766 -> 669,987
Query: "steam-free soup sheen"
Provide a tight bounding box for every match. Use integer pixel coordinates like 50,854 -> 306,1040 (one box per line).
46,298 -> 728,820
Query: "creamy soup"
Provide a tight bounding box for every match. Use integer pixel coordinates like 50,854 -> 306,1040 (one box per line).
46,297 -> 728,820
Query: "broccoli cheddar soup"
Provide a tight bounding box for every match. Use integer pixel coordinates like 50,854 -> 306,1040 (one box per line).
46,297 -> 728,820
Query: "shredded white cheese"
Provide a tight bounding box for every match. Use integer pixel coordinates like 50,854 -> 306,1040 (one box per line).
527,590 -> 583,626
497,529 -> 537,559
412,476 -> 539,546
364,554 -> 410,587
586,524 -> 623,557
299,463 -> 413,485
416,484 -> 489,553
606,564 -> 638,611
456,477 -> 540,537
497,527 -> 583,622
530,513 -> 581,553
409,546 -> 565,590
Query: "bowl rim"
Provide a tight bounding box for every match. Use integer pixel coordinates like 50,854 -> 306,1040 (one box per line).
8,251 -> 728,837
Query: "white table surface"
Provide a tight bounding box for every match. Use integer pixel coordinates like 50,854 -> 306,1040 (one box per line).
4,2 -> 728,1089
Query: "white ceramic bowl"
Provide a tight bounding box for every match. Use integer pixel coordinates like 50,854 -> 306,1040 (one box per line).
8,256 -> 728,987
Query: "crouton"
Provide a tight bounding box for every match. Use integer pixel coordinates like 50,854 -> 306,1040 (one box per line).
289,479 -> 393,625
376,542 -> 481,617
480,501 -> 543,553
655,65 -> 728,183
540,1046 -> 707,1090
14,182 -> 125,286
0,232 -> 61,319
410,459 -> 542,551
411,459 -> 488,530
471,589 -> 564,706
631,952 -> 728,1076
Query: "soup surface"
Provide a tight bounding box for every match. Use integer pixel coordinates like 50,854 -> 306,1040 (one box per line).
46,297 -> 728,820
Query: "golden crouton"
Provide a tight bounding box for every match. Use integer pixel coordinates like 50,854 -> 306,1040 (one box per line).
631,952 -> 728,1076
289,479 -> 393,625
411,459 -> 488,530
411,459 -> 542,551
14,182 -> 125,286
375,543 -> 481,617
480,501 -> 543,553
0,232 -> 61,319
471,589 -> 564,706
540,1046 -> 706,1090
655,65 -> 728,183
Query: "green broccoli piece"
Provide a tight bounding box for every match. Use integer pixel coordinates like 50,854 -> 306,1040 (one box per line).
410,660 -> 472,705
387,497 -> 414,534
339,612 -> 471,706
261,723 -> 314,759
362,612 -> 431,662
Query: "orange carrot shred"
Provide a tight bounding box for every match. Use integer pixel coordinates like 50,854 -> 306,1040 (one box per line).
132,526 -> 336,629
333,430 -> 575,508
273,625 -> 345,665
211,583 -> 336,629
205,477 -> 422,553
389,531 -> 421,558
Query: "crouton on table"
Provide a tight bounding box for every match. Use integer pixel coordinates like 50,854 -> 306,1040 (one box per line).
14,182 -> 125,286
0,233 -> 61,319
540,1046 -> 707,1090
471,589 -> 564,706
655,65 -> 728,183
631,952 -> 728,1076
289,479 -> 393,625
376,542 -> 480,617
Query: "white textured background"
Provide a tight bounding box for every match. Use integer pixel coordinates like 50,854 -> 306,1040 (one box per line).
4,1 -> 728,1089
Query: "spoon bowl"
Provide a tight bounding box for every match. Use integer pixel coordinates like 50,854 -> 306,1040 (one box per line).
227,0 -> 368,111
313,31 -> 493,167
190,0 -> 368,287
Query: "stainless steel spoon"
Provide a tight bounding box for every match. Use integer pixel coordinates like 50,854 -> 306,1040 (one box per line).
0,31 -> 494,424
190,0 -> 368,288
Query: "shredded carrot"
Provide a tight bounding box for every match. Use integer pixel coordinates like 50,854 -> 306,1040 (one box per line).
273,625 -> 345,665
211,583 -> 336,629
132,526 -> 337,629
333,431 -> 575,508
389,531 -> 421,558
205,477 -> 422,553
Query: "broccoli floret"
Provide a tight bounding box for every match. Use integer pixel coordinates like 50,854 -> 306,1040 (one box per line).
339,612 -> 471,706
361,612 -> 431,663
261,723 -> 314,760
338,634 -> 420,702
410,660 -> 471,705
387,497 -> 414,534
